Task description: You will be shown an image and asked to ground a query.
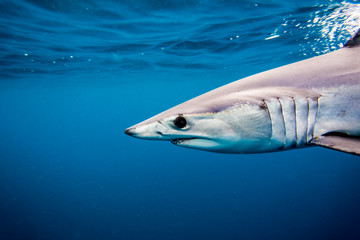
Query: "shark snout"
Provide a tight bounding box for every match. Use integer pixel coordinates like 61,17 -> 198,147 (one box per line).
124,121 -> 169,140
124,128 -> 134,136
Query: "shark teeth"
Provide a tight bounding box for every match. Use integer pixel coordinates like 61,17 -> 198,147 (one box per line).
171,138 -> 196,144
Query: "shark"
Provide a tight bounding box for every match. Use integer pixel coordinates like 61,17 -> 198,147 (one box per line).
125,29 -> 360,156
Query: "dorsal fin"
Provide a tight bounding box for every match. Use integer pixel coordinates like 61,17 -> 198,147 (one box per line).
344,28 -> 360,47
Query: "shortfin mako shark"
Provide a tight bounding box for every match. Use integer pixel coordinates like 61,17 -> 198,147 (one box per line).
125,29 -> 360,156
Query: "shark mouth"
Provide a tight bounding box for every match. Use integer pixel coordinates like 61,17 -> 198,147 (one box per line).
171,138 -> 197,145
170,137 -> 220,150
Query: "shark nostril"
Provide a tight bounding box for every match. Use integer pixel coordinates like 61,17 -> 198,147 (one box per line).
156,131 -> 163,136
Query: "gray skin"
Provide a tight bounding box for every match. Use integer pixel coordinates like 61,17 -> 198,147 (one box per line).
125,33 -> 360,155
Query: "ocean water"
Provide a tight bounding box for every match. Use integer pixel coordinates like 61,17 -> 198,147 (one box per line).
1,0 -> 360,239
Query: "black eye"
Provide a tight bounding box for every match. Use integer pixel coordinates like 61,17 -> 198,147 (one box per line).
174,115 -> 187,128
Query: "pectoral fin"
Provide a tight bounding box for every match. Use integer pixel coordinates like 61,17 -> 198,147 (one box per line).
310,133 -> 360,156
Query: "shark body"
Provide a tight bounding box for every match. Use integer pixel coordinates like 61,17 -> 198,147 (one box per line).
125,30 -> 360,155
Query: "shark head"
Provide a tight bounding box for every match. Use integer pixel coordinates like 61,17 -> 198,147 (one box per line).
125,91 -> 274,153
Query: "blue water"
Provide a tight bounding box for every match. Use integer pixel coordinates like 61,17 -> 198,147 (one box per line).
1,0 -> 360,239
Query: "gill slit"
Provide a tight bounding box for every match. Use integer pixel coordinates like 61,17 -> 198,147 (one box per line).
293,97 -> 298,146
263,100 -> 273,144
306,98 -> 310,143
313,97 -> 320,140
277,97 -> 286,150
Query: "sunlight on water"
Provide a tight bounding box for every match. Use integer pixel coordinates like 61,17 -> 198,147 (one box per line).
319,2 -> 360,40
303,1 -> 360,54
270,2 -> 360,56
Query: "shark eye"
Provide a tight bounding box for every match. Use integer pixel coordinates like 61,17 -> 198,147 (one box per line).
174,116 -> 187,129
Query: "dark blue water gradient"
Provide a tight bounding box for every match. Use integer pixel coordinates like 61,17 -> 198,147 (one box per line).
0,1 -> 360,240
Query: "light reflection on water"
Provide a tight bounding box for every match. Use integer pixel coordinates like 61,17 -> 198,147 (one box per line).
270,2 -> 360,56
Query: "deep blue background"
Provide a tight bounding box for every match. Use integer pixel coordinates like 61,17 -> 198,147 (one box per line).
1,0 -> 360,239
